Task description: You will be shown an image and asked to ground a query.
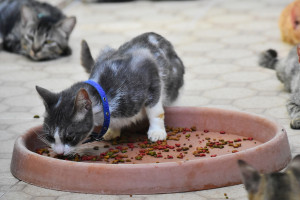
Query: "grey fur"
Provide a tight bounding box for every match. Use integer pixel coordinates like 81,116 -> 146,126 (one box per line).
258,46 -> 300,129
0,0 -> 76,61
37,32 -> 185,155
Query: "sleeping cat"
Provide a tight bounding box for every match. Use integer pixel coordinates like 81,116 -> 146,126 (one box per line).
36,32 -> 185,155
0,0 -> 76,61
238,155 -> 300,200
258,46 -> 300,129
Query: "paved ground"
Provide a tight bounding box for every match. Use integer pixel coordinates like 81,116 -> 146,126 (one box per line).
0,0 -> 298,199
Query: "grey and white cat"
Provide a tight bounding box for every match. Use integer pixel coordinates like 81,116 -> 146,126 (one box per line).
238,155 -> 300,200
258,46 -> 300,129
0,0 -> 76,61
36,32 -> 185,155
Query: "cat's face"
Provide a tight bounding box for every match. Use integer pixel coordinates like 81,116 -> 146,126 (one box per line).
20,7 -> 76,61
36,86 -> 94,155
238,156 -> 300,200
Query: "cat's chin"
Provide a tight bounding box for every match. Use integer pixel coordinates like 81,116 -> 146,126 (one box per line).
27,51 -> 60,61
28,55 -> 55,62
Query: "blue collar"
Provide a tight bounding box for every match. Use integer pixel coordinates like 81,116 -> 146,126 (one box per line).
37,13 -> 46,19
83,80 -> 110,143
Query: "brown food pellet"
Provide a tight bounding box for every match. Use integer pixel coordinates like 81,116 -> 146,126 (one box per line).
93,146 -> 99,150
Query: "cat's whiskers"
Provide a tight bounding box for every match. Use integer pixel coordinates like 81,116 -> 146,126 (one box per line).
32,129 -> 51,147
43,122 -> 50,130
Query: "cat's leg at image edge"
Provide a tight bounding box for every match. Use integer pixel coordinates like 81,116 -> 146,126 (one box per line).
102,128 -> 121,141
287,92 -> 300,129
0,33 -> 3,50
146,100 -> 167,142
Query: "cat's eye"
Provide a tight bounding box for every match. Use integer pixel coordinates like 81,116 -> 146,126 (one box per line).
28,35 -> 34,40
45,40 -> 54,44
65,135 -> 73,142
46,135 -> 55,143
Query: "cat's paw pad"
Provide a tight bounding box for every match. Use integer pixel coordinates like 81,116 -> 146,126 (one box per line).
103,129 -> 121,141
290,118 -> 300,129
147,128 -> 167,142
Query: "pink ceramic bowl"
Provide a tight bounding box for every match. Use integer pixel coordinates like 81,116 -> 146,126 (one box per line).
10,107 -> 291,194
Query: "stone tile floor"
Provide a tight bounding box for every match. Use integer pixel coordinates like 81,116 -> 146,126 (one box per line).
0,0 -> 298,199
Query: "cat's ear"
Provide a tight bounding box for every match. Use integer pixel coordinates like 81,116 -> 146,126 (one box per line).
21,6 -> 36,27
287,155 -> 300,184
36,86 -> 59,110
56,16 -> 76,37
81,40 -> 94,73
74,89 -> 92,113
238,160 -> 261,193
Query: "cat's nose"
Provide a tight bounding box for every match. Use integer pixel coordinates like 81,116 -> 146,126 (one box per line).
32,45 -> 41,54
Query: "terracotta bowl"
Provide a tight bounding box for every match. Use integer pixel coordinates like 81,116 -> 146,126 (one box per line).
10,107 -> 291,194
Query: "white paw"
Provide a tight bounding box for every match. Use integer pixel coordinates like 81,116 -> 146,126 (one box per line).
102,129 -> 121,141
147,128 -> 167,142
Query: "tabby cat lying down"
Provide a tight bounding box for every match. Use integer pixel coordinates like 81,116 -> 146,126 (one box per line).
238,155 -> 300,200
0,0 -> 76,61
259,46 -> 300,129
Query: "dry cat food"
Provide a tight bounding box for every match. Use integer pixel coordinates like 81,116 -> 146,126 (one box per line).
33,115 -> 40,119
36,126 -> 261,164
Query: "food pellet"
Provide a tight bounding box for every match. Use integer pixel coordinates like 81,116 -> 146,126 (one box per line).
93,146 -> 99,150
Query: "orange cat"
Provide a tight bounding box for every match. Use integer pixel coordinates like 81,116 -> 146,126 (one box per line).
279,0 -> 300,45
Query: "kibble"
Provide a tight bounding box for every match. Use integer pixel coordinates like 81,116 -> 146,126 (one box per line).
35,126 -> 257,164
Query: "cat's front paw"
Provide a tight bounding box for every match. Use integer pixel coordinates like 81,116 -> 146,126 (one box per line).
147,128 -> 167,142
290,118 -> 300,129
102,128 -> 121,141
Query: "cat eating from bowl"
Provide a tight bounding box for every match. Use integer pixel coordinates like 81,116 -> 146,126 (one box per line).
36,32 -> 185,155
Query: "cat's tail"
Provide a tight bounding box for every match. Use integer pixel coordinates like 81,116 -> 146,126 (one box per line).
258,49 -> 278,70
81,40 -> 94,73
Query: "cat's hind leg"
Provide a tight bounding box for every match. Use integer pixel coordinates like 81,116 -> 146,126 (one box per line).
287,92 -> 300,129
0,33 -> 3,50
102,128 -> 121,140
146,99 -> 167,142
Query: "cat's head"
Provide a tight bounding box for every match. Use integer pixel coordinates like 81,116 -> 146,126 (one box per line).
279,0 -> 300,44
238,155 -> 300,200
36,85 -> 94,155
20,6 -> 76,61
